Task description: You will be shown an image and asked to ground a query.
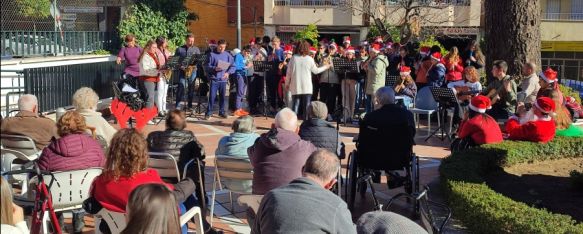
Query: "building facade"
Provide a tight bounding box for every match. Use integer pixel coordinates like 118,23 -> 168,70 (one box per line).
185,0 -> 264,48
540,0 -> 583,81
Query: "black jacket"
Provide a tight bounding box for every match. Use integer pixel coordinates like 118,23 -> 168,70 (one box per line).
299,118 -> 339,155
146,129 -> 205,165
357,104 -> 415,170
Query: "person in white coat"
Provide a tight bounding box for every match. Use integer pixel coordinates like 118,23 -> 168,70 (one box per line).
286,40 -> 331,119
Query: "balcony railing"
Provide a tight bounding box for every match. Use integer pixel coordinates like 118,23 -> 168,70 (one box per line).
385,0 -> 471,6
1,31 -> 117,58
542,12 -> 583,21
274,0 -> 347,6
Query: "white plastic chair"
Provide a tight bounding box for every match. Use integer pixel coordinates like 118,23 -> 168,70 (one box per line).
39,168 -> 103,234
410,87 -> 439,138
209,155 -> 254,225
1,134 -> 40,157
94,206 -> 204,234
1,147 -> 39,195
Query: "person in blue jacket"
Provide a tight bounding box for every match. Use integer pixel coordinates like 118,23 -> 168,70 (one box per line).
427,52 -> 446,88
231,48 -> 249,116
206,39 -> 235,120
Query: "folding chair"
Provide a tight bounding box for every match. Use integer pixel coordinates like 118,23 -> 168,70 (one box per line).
94,206 -> 204,234
1,134 -> 40,157
410,87 -> 439,138
1,134 -> 40,195
209,155 -> 254,225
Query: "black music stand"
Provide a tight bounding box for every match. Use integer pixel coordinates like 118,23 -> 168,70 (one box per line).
425,87 -> 457,142
332,58 -> 359,124
190,54 -> 209,116
253,60 -> 274,119
386,74 -> 398,87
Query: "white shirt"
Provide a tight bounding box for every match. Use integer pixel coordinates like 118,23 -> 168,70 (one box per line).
139,52 -> 159,77
1,221 -> 29,234
286,55 -> 328,95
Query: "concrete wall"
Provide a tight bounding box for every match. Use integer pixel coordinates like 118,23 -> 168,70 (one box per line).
266,3 -> 362,26
541,21 -> 583,42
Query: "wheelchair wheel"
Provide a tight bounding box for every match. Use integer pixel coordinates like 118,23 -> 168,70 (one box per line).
348,150 -> 358,211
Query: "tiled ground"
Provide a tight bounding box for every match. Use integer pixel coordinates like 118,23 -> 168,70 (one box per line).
56,109 -> 454,233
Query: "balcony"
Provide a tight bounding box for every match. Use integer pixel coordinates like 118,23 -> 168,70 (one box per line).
266,0 -> 362,26
541,12 -> 583,21
378,0 -> 481,27
273,0 -> 346,6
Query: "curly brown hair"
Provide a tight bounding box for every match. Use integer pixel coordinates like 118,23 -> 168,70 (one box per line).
104,128 -> 148,180
57,111 -> 95,138
463,66 -> 480,83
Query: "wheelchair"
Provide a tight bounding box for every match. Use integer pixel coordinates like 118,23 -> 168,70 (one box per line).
345,122 -> 420,212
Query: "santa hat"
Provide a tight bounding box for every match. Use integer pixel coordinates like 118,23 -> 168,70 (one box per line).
374,36 -> 384,43
309,46 -> 317,54
385,42 -> 393,49
284,45 -> 293,54
343,36 -> 351,45
345,46 -> 355,54
534,97 -> 556,114
249,38 -> 256,45
540,67 -> 558,83
420,46 -> 431,56
400,66 -> 411,76
361,40 -> 369,46
430,52 -> 442,61
208,39 -> 217,47
370,43 -> 382,53
329,40 -> 338,50
469,95 -> 492,113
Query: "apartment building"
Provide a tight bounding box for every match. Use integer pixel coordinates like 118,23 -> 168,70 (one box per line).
540,0 -> 583,81
185,0 -> 264,48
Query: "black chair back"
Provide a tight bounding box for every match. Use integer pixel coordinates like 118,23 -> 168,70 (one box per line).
357,123 -> 414,171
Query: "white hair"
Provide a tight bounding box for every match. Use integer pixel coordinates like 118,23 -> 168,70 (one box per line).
18,94 -> 38,112
274,108 -> 298,132
375,87 -> 396,106
72,87 -> 99,110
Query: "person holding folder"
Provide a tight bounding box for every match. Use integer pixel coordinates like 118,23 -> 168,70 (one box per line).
205,39 -> 235,120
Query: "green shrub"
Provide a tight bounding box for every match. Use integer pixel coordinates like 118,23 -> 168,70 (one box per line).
92,49 -> 111,55
560,84 -> 582,105
570,170 -> 583,191
440,136 -> 583,233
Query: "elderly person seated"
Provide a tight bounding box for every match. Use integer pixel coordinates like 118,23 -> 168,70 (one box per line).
248,108 -> 317,195
215,115 -> 260,193
37,111 -> 105,233
363,87 -> 415,138
254,150 -> 356,234
356,211 -> 427,234
506,97 -> 556,143
72,87 -> 117,145
299,101 -> 340,155
1,94 -> 57,150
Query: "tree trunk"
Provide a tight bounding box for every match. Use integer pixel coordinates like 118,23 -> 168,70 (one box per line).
484,0 -> 541,78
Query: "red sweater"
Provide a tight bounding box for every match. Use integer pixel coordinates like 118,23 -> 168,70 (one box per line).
458,115 -> 503,145
91,169 -> 173,212
444,59 -> 464,82
505,118 -> 556,143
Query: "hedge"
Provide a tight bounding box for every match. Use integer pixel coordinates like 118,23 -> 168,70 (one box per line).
439,136 -> 583,234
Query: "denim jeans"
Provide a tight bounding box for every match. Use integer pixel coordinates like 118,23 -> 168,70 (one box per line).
175,70 -> 197,108
292,94 -> 312,120
235,71 -> 247,109
207,80 -> 227,116
365,94 -> 374,113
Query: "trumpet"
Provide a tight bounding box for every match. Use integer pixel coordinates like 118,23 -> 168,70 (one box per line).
184,65 -> 196,79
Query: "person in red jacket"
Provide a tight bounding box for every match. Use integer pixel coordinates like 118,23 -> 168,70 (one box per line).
443,46 -> 464,83
506,97 -> 556,143
457,95 -> 503,145
37,111 -> 105,233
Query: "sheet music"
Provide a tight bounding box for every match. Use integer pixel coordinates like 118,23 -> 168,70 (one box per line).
217,60 -> 231,71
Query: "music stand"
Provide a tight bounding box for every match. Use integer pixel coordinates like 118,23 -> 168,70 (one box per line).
425,87 -> 458,142
189,54 -> 209,116
332,58 -> 359,124
253,60 -> 274,119
386,74 -> 398,87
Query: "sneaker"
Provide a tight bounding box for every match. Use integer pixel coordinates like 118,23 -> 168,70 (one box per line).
219,113 -> 228,119
147,120 -> 156,125
203,114 -> 211,120
234,109 -> 249,117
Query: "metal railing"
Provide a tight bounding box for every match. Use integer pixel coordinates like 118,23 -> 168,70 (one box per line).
274,0 -> 347,6
385,0 -> 471,6
1,31 -> 116,58
541,12 -> 583,21
19,61 -> 123,113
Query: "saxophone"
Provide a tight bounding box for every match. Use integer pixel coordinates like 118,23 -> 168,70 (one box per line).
184,65 -> 195,79
162,68 -> 173,82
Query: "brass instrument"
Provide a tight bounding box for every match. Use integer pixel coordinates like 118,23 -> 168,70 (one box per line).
162,68 -> 173,82
184,65 -> 196,79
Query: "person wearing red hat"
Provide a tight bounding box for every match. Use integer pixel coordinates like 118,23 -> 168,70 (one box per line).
363,43 -> 389,113
505,97 -> 557,143
537,67 -> 563,102
319,41 -> 341,119
279,45 -> 294,106
249,38 -> 256,46
266,36 -> 285,113
453,95 -> 503,149
340,47 -> 359,122
308,46 -> 317,57
427,52 -> 446,87
394,66 -> 417,108
415,46 -> 433,89
390,46 -> 415,78
343,36 -> 351,48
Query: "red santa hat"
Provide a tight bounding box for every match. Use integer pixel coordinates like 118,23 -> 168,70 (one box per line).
374,36 -> 384,43
343,36 -> 351,45
399,66 -> 411,76
540,67 -> 558,83
249,38 -> 256,45
420,46 -> 431,56
309,46 -> 317,54
370,43 -> 382,53
345,46 -> 356,54
329,41 -> 338,50
208,39 -> 217,47
469,95 -> 492,113
534,97 -> 556,114
430,52 -> 442,61
284,45 -> 293,54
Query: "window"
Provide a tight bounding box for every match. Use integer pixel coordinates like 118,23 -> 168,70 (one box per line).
546,0 -> 561,20
571,0 -> 583,20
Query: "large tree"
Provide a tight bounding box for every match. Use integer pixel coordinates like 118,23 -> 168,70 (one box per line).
484,0 -> 541,77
